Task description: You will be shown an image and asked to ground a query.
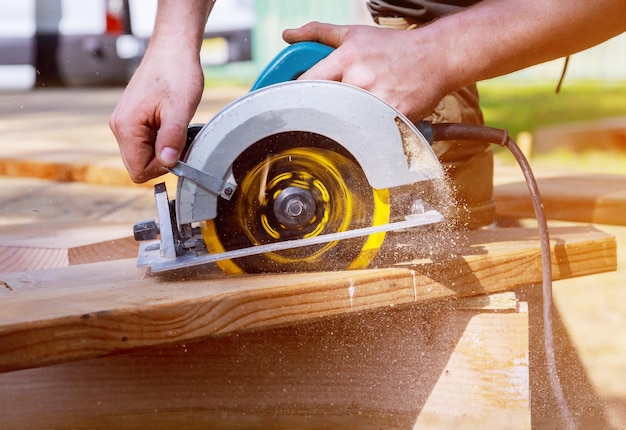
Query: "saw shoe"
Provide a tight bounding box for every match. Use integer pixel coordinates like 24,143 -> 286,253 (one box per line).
378,17 -> 495,229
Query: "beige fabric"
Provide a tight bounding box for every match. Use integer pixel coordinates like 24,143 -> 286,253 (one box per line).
377,16 -> 419,30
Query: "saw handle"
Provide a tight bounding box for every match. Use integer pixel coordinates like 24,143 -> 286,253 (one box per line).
249,41 -> 334,91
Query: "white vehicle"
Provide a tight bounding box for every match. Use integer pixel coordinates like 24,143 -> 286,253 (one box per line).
0,2 -> 36,88
0,0 -> 255,89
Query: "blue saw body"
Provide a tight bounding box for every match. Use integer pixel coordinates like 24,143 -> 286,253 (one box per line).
250,41 -> 334,91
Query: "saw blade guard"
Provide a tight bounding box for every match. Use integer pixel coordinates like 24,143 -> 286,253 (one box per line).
176,80 -> 444,226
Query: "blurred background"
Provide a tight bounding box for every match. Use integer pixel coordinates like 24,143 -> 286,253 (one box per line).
2,0 -> 625,87
0,0 -> 368,88
0,0 -> 626,88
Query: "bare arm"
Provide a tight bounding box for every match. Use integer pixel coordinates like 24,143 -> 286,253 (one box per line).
109,0 -> 215,183
439,0 -> 626,89
283,0 -> 626,121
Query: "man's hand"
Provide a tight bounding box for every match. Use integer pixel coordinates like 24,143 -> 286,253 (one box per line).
284,0 -> 626,123
283,21 -> 448,122
109,0 -> 213,183
109,49 -> 204,183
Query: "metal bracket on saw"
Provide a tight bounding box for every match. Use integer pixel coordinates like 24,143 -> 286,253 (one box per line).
168,161 -> 237,200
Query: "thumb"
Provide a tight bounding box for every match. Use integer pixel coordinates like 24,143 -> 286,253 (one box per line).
155,122 -> 187,168
283,21 -> 348,48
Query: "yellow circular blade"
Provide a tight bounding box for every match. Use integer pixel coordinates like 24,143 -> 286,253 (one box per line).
201,146 -> 390,273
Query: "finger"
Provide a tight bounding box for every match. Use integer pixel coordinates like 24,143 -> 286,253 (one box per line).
283,21 -> 348,48
154,118 -> 188,169
298,54 -> 344,81
115,131 -> 161,183
110,111 -> 158,183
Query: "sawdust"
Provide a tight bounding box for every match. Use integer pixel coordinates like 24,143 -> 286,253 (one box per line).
396,117 -> 443,182
373,174 -> 468,268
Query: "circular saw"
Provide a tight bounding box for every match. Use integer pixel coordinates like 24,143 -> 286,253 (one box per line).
134,42 -> 445,274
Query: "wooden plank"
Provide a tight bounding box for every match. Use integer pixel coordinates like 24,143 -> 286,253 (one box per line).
0,246 -> 68,273
453,291 -> 518,311
533,116 -> 626,155
0,157 -> 179,189
0,221 -> 137,273
495,174 -> 626,226
0,302 -> 531,429
0,220 -> 131,248
0,176 -> 156,227
0,225 -> 616,373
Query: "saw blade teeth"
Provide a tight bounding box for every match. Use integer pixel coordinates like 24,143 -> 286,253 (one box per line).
258,154 -> 272,205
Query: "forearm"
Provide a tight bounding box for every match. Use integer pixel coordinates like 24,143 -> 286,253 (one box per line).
148,0 -> 216,56
431,0 -> 626,92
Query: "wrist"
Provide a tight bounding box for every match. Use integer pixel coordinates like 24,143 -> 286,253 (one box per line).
404,22 -> 462,104
422,16 -> 478,95
150,0 -> 214,54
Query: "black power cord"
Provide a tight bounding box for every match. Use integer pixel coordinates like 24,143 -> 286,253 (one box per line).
425,122 -> 577,430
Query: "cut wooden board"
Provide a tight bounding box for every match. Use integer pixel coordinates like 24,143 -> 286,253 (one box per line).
0,288 -> 609,429
0,225 -> 616,373
495,174 -> 626,226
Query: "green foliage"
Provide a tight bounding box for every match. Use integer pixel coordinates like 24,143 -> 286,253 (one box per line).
479,80 -> 626,139
479,80 -> 626,170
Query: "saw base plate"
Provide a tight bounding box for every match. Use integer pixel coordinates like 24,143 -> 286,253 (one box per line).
138,210 -> 443,273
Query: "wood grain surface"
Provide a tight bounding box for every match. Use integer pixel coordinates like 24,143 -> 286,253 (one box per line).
0,221 -> 137,273
0,301 -> 532,429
